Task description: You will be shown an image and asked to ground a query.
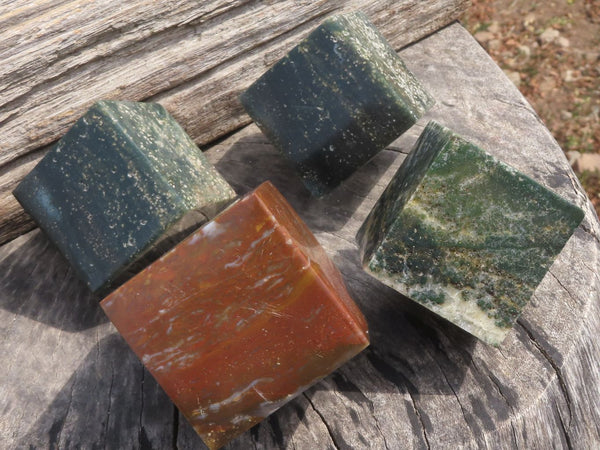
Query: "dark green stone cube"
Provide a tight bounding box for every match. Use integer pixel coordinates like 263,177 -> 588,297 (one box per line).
14,101 -> 236,293
357,121 -> 584,345
240,11 -> 434,197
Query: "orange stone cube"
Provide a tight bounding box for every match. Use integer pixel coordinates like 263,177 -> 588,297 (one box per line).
101,181 -> 369,449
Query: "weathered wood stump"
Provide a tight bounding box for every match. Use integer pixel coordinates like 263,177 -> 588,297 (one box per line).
1,2 -> 599,449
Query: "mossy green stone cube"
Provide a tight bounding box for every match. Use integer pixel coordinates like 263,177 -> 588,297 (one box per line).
13,101 -> 236,293
357,121 -> 585,346
240,11 -> 434,197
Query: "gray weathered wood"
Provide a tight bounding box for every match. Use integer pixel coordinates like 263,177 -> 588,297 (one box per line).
1,21 -> 599,450
0,0 -> 469,246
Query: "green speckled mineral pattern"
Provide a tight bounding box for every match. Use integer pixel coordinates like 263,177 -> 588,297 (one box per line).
13,100 -> 236,293
240,11 -> 434,197
357,121 -> 585,346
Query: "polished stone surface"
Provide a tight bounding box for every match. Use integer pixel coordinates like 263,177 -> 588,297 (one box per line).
13,101 -> 235,293
240,11 -> 434,197
357,121 -> 585,346
101,181 -> 369,449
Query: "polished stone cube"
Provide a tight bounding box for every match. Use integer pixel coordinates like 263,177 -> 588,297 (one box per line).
357,121 -> 584,346
240,11 -> 434,197
13,100 -> 236,293
101,181 -> 369,449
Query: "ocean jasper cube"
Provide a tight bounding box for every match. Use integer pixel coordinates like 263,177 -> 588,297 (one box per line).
240,11 -> 434,197
13,100 -> 236,293
357,121 -> 584,346
100,181 -> 369,449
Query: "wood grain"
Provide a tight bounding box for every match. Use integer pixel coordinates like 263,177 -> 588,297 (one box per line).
2,23 -> 599,448
0,0 -> 469,246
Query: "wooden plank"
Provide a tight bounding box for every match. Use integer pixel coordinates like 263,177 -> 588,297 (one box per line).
0,0 -> 469,246
2,23 -> 599,448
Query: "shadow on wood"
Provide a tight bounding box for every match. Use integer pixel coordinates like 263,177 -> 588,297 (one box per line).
215,131 -> 400,233
336,245 -> 479,394
0,230 -> 107,331
17,333 -> 176,449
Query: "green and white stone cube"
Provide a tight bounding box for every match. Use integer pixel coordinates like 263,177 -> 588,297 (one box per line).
357,121 -> 585,346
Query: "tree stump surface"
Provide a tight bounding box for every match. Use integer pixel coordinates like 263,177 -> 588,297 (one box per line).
2,3 -> 600,450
